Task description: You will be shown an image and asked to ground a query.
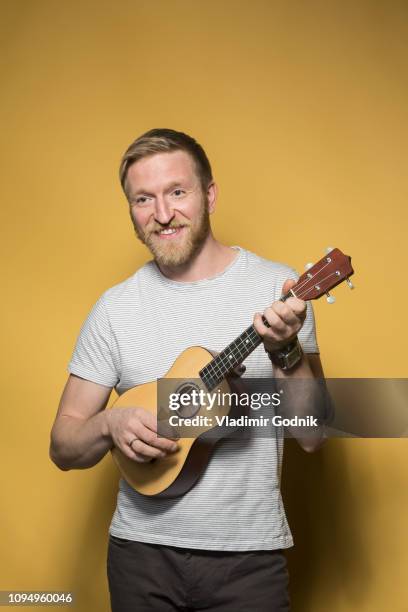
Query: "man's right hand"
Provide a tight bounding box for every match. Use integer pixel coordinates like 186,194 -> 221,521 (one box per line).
106,407 -> 179,463
50,375 -> 179,471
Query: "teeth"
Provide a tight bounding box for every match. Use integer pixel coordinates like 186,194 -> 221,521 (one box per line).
159,228 -> 178,235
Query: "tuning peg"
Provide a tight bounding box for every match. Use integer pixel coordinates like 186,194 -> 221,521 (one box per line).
346,278 -> 355,290
326,292 -> 336,304
326,247 -> 334,253
305,262 -> 314,271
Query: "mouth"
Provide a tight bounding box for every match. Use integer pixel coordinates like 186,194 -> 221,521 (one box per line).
153,226 -> 186,239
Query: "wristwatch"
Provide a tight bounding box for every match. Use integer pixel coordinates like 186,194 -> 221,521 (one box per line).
265,337 -> 303,371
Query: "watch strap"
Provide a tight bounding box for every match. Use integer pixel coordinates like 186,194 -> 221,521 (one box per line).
265,337 -> 303,371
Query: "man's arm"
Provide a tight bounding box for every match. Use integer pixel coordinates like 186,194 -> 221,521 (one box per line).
50,375 -> 115,470
50,374 -> 178,471
274,352 -> 327,452
253,279 -> 328,453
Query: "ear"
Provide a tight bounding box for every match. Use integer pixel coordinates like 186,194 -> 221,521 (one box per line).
206,181 -> 218,214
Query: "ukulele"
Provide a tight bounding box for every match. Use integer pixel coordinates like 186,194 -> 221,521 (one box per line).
109,247 -> 354,498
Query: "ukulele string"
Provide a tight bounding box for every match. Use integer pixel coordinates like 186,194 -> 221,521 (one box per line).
295,271 -> 339,301
285,259 -> 333,299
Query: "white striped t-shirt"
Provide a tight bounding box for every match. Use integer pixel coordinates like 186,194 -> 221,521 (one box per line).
68,246 -> 318,551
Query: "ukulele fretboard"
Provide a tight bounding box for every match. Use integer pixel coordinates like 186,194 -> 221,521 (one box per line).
199,291 -> 293,391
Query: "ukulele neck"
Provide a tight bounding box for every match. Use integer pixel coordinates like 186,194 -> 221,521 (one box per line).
199,290 -> 293,391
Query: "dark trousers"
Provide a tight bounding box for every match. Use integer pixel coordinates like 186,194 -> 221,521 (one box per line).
107,536 -> 290,611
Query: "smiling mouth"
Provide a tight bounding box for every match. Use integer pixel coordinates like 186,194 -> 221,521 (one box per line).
154,226 -> 186,238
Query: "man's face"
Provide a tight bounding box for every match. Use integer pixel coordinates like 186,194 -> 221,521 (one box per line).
126,150 -> 215,268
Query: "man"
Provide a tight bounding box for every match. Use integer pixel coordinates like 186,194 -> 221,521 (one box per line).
50,129 -> 325,611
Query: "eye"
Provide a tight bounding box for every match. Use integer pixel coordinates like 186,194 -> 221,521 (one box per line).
172,188 -> 185,197
133,195 -> 151,206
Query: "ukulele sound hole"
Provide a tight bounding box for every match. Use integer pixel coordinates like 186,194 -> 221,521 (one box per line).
174,382 -> 202,419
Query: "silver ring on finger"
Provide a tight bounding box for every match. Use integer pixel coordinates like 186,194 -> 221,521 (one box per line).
129,437 -> 138,448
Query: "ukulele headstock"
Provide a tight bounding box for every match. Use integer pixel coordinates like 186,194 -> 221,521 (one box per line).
293,248 -> 354,302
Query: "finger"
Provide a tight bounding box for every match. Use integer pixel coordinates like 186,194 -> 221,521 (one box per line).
134,422 -> 179,452
271,301 -> 302,327
133,452 -> 155,463
253,312 -> 269,337
232,364 -> 246,377
282,278 -> 297,296
263,305 -> 291,332
130,438 -> 167,459
253,312 -> 281,341
118,442 -> 147,462
136,409 -> 179,443
285,296 -> 307,320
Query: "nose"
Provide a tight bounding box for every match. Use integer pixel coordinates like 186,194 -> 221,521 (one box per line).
154,196 -> 175,226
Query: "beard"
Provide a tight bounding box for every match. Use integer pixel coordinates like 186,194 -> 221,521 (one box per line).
131,198 -> 211,268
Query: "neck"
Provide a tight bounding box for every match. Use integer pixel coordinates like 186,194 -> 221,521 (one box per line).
156,233 -> 238,282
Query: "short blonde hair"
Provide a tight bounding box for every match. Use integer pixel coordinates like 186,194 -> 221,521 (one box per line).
119,128 -> 213,199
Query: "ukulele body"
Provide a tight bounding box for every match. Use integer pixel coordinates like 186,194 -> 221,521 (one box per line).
109,345 -> 241,498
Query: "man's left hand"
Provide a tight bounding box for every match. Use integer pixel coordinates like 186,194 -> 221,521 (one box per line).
253,279 -> 306,353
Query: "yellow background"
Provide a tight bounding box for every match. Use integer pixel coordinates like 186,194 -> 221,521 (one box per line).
1,1 -> 407,610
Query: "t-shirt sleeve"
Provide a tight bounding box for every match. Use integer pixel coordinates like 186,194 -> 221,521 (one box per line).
68,296 -> 119,387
